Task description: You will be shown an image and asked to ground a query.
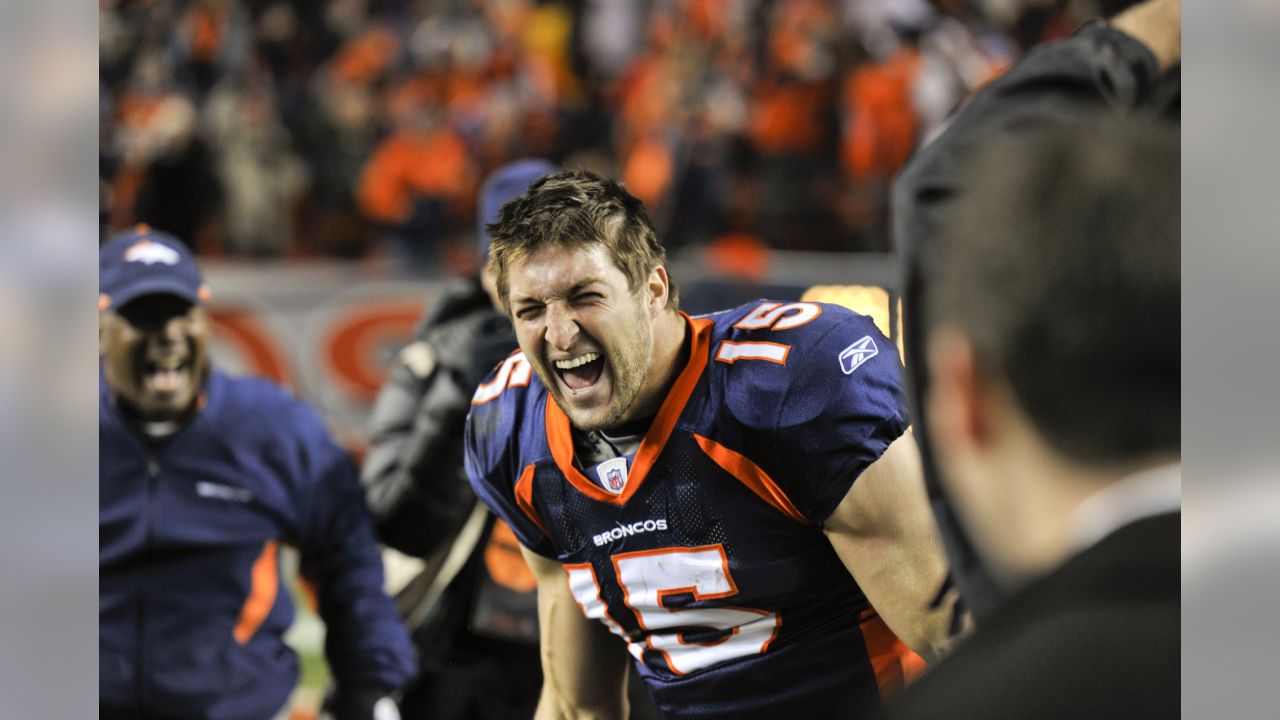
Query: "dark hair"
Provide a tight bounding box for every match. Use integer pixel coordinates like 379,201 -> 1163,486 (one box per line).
922,114 -> 1179,465
485,169 -> 679,311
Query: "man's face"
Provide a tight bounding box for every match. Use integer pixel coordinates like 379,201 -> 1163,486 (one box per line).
101,293 -> 209,421
924,328 -> 1044,587
507,243 -> 658,432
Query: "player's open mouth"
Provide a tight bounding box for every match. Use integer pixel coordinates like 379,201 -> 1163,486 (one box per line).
554,352 -> 604,392
143,355 -> 191,394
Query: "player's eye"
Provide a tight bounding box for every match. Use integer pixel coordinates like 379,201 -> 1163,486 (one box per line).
515,305 -> 543,321
573,292 -> 602,304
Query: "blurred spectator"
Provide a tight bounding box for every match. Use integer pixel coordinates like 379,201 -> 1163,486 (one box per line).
100,0 -> 1054,261
172,0 -> 252,97
356,84 -> 477,267
361,159 -> 552,719
107,51 -> 221,251
204,62 -> 309,257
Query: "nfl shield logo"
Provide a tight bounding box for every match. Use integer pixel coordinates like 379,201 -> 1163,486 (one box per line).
596,457 -> 629,495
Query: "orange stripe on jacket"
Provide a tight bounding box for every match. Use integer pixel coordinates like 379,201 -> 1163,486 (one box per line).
858,609 -> 926,700
693,434 -> 808,525
233,539 -> 279,644
515,464 -> 550,537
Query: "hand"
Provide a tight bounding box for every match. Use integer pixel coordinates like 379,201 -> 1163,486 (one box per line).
322,686 -> 401,720
1111,0 -> 1180,70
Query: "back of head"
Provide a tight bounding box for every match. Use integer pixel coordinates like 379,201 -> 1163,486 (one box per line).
486,169 -> 678,311
922,114 -> 1179,466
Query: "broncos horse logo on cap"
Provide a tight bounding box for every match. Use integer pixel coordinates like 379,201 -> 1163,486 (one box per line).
124,239 -> 182,266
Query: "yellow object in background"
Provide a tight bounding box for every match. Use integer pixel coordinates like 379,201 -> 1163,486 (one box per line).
802,285 -> 905,363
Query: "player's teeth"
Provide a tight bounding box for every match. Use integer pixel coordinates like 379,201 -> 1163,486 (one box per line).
555,353 -> 599,370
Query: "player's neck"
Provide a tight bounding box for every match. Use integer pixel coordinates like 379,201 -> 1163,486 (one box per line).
619,309 -> 689,427
649,310 -> 690,401
118,402 -> 199,443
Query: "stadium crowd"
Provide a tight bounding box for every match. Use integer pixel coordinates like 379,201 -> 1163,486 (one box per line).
99,0 -> 1090,266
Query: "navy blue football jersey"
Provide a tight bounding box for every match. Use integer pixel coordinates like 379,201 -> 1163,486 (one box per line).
465,300 -> 917,718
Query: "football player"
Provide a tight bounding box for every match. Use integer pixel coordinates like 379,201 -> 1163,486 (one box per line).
465,170 -> 955,718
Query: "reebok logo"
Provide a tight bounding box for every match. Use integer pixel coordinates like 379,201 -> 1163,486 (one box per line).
124,239 -> 181,266
838,336 -> 878,375
593,519 -> 668,547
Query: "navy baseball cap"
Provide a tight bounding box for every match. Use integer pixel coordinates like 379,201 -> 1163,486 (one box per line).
477,158 -> 557,258
99,225 -> 209,311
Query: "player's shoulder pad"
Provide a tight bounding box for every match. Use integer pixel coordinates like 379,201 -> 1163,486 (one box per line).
708,300 -> 902,431
464,350 -> 544,476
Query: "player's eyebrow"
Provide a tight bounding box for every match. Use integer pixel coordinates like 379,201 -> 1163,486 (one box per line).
511,279 -> 603,306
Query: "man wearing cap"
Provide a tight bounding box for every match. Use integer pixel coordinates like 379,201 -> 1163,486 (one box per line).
361,159 -> 553,720
99,226 -> 417,720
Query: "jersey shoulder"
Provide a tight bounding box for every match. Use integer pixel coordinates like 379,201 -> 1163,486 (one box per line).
465,351 -> 551,481
464,351 -> 559,554
695,300 -> 909,523
701,300 -> 902,431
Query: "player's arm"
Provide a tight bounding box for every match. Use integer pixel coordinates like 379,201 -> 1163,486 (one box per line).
521,546 -> 631,720
824,432 -> 960,662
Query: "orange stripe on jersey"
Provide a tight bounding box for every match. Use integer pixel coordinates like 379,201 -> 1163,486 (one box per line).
693,434 -> 808,525
858,609 -> 926,700
546,314 -> 713,506
233,539 -> 279,644
515,464 -> 550,537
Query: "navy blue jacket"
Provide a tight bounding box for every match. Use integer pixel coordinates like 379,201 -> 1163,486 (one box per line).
100,369 -> 416,719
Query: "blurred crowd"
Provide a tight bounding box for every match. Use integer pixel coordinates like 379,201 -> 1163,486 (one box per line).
100,0 -> 1093,270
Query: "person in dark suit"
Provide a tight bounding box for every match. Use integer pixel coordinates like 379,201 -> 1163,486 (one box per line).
887,1 -> 1180,717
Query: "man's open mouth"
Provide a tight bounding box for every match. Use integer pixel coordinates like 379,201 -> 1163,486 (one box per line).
554,352 -> 604,392
144,355 -> 191,394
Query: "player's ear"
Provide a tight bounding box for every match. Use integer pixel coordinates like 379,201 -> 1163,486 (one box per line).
924,328 -> 993,459
647,266 -> 669,315
99,309 -> 110,357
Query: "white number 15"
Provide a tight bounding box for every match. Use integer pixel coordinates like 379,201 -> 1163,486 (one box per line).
565,545 -> 779,675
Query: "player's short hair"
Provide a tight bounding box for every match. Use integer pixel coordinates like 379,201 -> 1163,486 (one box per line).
486,169 -> 679,312
922,114 -> 1179,465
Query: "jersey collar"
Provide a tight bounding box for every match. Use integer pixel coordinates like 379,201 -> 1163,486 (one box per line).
545,312 -> 712,505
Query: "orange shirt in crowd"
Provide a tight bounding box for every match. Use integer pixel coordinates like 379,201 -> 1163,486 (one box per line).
842,47 -> 922,183
357,128 -> 474,225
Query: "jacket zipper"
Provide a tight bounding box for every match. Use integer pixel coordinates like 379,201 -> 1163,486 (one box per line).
139,454 -> 159,715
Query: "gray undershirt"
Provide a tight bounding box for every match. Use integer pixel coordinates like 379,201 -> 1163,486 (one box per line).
572,420 -> 651,468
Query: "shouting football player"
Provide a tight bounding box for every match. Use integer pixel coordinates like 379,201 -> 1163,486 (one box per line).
464,170 -> 956,718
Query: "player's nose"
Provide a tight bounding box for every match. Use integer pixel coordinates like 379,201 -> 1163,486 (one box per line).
150,315 -> 188,345
544,304 -> 578,351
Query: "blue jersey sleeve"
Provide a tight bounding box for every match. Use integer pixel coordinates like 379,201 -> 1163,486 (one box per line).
464,364 -> 558,558
722,303 -> 909,524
